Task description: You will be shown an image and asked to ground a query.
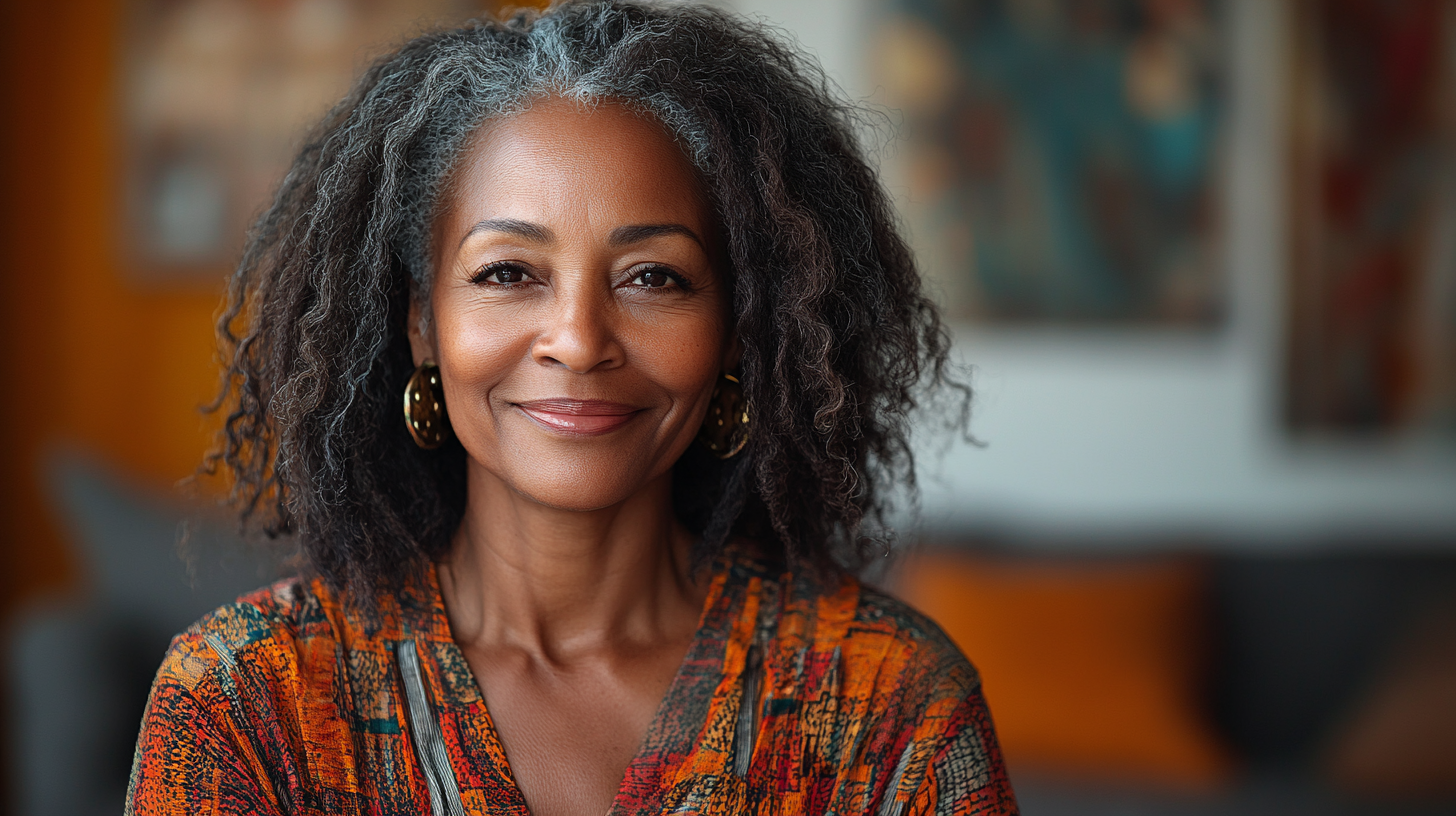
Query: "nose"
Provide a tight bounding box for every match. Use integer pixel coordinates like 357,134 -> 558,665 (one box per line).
531,283 -> 625,373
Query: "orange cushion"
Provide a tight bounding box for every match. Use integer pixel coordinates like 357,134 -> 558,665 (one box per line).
895,549 -> 1232,787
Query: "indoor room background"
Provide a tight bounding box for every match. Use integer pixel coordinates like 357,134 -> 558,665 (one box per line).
1,0 -> 1454,814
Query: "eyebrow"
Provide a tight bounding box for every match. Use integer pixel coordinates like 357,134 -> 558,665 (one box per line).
458,219 -> 705,251
459,218 -> 555,247
609,223 -> 705,249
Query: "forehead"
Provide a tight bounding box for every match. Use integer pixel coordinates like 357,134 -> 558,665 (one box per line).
441,98 -> 711,235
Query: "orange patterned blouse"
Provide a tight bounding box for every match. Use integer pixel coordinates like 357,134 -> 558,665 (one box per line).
127,546 -> 1018,815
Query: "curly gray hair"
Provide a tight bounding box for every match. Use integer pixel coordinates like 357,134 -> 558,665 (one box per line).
212,0 -> 967,593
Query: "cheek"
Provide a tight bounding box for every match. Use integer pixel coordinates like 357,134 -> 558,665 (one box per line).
433,304 -> 527,406
627,310 -> 727,400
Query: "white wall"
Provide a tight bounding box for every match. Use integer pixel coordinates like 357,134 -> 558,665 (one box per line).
726,0 -> 1456,548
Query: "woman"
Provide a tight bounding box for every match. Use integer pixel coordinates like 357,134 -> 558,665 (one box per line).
127,3 -> 1015,815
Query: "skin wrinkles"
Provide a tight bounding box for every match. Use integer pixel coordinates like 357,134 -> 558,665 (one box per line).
408,98 -> 736,816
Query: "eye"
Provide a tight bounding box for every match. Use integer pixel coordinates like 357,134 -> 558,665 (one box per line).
471,261 -> 530,286
628,265 -> 684,289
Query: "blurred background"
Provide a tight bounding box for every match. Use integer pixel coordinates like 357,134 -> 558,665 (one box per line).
1,0 -> 1453,814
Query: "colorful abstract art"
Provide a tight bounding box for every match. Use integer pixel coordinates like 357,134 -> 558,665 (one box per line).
1287,0 -> 1456,434
875,0 -> 1227,324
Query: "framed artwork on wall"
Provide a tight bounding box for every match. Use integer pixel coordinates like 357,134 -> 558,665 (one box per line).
121,0 -> 487,282
873,0 -> 1228,325
1286,0 -> 1456,436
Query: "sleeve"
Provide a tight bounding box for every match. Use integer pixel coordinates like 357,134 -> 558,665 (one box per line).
124,640 -> 286,816
907,687 -> 1018,816
125,678 -> 285,815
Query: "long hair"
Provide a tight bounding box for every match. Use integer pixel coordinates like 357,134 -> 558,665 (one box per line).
209,0 -> 968,594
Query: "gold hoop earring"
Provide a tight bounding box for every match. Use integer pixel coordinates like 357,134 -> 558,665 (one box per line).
698,373 -> 750,459
403,360 -> 450,449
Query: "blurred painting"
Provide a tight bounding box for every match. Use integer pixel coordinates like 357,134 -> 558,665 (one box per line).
1287,0 -> 1456,435
122,0 -> 486,280
875,0 -> 1226,324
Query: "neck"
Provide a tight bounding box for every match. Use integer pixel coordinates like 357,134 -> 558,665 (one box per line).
440,465 -> 703,663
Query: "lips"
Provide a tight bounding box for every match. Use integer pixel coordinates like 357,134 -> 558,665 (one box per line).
514,399 -> 643,436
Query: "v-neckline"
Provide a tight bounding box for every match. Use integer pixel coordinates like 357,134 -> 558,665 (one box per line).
410,555 -> 749,816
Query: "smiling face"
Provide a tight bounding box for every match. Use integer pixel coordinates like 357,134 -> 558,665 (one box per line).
411,98 -> 734,513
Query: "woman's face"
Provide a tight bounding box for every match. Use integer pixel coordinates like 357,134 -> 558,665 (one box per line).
413,98 -> 734,512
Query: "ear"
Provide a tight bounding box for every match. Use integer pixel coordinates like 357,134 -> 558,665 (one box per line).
407,293 -> 436,366
721,327 -> 742,373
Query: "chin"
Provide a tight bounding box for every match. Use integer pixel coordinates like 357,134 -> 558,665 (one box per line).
511,482 -> 645,513
487,456 -> 670,512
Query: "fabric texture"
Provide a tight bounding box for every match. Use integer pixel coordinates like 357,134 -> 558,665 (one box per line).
126,547 -> 1017,815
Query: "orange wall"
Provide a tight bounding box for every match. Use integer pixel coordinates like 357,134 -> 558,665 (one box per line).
1,0 -> 226,622
0,4 -> 541,804
0,0 -> 550,617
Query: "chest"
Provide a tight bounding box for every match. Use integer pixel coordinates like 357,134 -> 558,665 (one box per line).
452,643 -> 684,816
264,571 -> 942,816
279,637 -> 911,816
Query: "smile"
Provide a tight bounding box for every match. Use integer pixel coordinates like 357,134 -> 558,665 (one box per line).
514,399 -> 644,436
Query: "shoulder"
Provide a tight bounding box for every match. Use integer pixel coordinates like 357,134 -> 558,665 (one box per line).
844,590 -> 1018,812
853,584 -> 972,666
849,582 -> 982,696
151,575 -> 343,696
775,561 -> 981,702
763,565 -> 1015,806
131,577 -> 356,813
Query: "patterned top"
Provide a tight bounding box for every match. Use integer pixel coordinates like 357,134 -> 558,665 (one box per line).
127,547 -> 1018,815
